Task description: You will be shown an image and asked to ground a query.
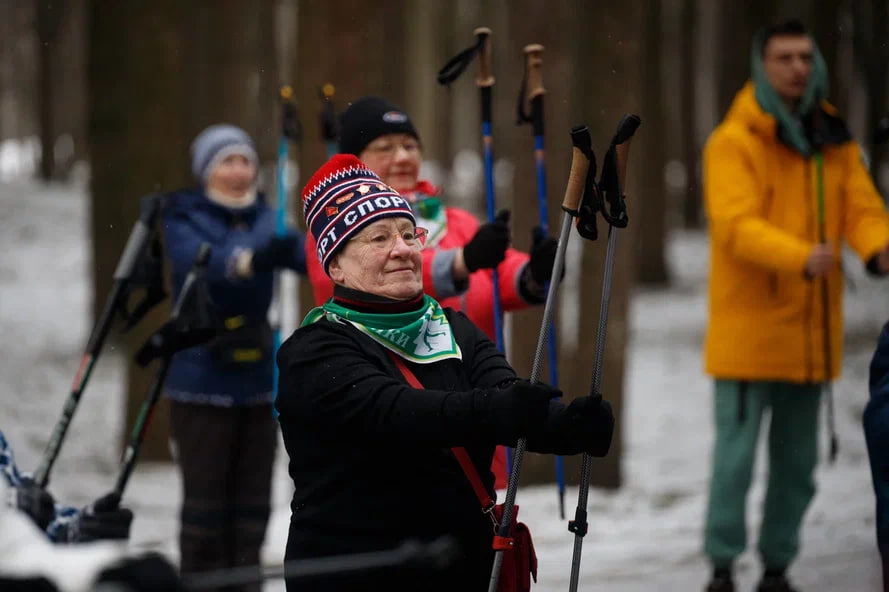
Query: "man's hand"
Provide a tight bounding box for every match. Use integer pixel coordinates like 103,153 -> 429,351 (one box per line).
805,242 -> 834,277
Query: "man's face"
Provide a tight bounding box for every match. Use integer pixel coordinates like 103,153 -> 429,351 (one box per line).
762,34 -> 814,103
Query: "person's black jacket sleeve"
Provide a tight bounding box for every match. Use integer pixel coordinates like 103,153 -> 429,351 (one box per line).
277,311 -> 613,456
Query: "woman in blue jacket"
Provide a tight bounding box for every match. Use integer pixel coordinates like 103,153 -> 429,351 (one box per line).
161,124 -> 306,588
867,320 -> 889,591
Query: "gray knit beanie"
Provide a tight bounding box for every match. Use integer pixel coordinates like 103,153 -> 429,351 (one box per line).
190,124 -> 259,183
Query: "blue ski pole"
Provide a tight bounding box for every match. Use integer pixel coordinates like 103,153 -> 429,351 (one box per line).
272,86 -> 301,407
517,42 -> 566,519
438,27 -> 510,478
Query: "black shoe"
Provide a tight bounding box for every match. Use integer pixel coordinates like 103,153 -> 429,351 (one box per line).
756,574 -> 799,592
705,567 -> 735,592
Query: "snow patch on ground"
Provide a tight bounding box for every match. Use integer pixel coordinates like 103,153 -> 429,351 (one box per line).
0,180 -> 884,590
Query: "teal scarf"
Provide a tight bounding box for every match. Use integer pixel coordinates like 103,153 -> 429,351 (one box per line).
751,29 -> 829,156
302,294 -> 462,363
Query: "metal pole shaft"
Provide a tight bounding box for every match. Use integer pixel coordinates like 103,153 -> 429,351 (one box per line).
488,211 -> 574,592
568,225 -> 619,592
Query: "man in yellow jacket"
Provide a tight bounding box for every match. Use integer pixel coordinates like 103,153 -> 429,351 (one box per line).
702,19 -> 889,592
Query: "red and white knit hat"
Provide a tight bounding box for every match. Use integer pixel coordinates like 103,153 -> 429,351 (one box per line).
301,154 -> 415,275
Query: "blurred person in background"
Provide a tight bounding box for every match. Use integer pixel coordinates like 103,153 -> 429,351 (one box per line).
304,96 -> 561,488
866,320 -> 889,592
701,18 -> 889,592
0,431 -> 183,591
161,124 -> 307,590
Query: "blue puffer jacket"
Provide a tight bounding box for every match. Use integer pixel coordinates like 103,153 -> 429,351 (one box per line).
866,320 -> 889,561
161,188 -> 306,406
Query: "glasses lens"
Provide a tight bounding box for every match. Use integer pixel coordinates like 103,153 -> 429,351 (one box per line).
414,227 -> 428,246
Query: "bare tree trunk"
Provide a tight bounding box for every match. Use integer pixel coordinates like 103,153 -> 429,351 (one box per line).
680,0 -> 702,228
292,0 -> 408,320
716,2 -> 771,120
567,1 -> 645,490
37,0 -> 64,181
88,0 -> 191,461
636,0 -> 669,286
853,0 -> 889,191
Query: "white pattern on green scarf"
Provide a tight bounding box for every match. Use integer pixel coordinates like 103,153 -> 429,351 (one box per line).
302,294 -> 462,363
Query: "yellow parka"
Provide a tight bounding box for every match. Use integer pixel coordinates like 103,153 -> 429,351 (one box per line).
704,82 -> 889,382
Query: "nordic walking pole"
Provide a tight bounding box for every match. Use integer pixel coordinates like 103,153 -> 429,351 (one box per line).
33,195 -> 166,488
182,536 -> 459,590
319,83 -> 339,158
488,126 -> 593,592
568,114 -> 641,592
517,42 -> 566,519
113,243 -> 215,498
437,27 -> 511,474
814,152 -> 839,463
272,85 -> 301,406
474,28 -> 506,357
437,27 -> 506,354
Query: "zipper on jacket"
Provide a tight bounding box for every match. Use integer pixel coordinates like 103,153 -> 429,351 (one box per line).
804,159 -> 814,382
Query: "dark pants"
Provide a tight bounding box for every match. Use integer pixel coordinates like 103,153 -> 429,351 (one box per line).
171,401 -> 277,592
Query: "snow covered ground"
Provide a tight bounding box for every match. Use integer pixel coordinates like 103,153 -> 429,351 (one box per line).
1,179 -> 885,591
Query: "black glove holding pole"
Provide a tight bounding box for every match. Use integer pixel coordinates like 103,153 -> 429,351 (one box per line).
15,477 -> 56,531
528,395 -> 615,457
54,491 -> 134,542
252,230 -> 304,273
529,226 -> 562,285
463,209 -> 511,272
478,379 -> 561,443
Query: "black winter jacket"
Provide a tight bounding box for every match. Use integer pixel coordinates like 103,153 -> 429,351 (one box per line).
276,305 -> 570,590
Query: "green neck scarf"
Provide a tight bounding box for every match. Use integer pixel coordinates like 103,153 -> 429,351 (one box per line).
751,30 -> 828,156
414,195 -> 448,248
302,294 -> 462,363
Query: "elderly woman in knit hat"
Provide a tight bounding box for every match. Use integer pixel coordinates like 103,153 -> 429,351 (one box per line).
304,95 -> 562,488
161,123 -> 307,589
275,154 -> 614,591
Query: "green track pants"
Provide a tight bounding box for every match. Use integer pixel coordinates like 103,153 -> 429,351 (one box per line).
703,379 -> 821,569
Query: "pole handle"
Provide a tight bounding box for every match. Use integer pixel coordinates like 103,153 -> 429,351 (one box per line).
613,114 -> 641,198
523,44 -> 545,100
562,126 -> 592,214
474,27 -> 494,87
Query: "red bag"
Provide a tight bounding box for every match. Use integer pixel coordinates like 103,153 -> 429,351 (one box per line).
389,353 -> 538,591
491,502 -> 538,591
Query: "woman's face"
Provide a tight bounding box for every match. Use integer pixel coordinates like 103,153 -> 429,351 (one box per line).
328,217 -> 423,300
207,154 -> 256,198
358,133 -> 421,194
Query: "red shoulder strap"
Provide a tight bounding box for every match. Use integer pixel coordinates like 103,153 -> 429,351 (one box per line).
387,351 -> 495,512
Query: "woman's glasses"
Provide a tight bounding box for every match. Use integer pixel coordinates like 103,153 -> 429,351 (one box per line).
352,226 -> 428,251
363,138 -> 421,157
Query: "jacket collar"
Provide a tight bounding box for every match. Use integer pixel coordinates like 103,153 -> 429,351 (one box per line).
726,81 -> 850,149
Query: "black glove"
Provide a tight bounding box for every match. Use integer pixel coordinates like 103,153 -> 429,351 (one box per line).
529,226 -> 562,285
96,552 -> 185,592
252,230 -> 303,273
532,395 -> 614,456
478,379 -> 561,443
463,210 -> 511,272
16,477 -> 55,531
73,491 -> 133,542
